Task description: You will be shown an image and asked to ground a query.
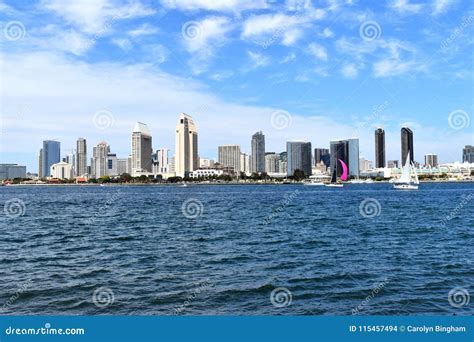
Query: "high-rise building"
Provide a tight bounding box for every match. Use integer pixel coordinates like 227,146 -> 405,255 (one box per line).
42,140 -> 60,177
76,138 -> 87,176
175,113 -> 198,177
240,153 -> 250,175
107,153 -> 118,176
0,164 -> 27,180
329,138 -> 360,178
156,148 -> 170,174
286,141 -> 312,177
265,153 -> 280,173
132,122 -> 153,175
314,148 -> 330,167
463,145 -> 474,163
218,145 -> 241,172
50,161 -> 73,179
117,157 -> 131,175
359,157 -> 373,171
251,131 -> 265,173
424,154 -> 438,167
199,158 -> 215,169
375,128 -> 385,168
401,127 -> 414,164
387,160 -> 399,168
38,148 -> 43,178
92,141 -> 109,178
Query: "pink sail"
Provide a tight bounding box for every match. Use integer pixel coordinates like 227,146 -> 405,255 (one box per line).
338,159 -> 348,181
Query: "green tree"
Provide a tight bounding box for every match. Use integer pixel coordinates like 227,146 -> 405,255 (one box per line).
292,169 -> 306,181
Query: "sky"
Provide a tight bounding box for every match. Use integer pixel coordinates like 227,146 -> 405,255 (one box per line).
0,0 -> 473,172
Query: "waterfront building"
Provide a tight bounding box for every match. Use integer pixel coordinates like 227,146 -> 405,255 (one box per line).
265,153 -> 280,173
218,145 -> 241,173
132,122 -> 153,176
92,141 -> 109,178
175,113 -> 198,178
0,164 -> 27,180
50,161 -> 73,179
107,153 -> 118,176
424,154 -> 438,167
287,141 -> 312,177
463,145 -> 474,163
314,148 -> 330,167
375,128 -> 385,168
38,149 -> 43,178
401,127 -> 414,164
387,160 -> 399,168
359,156 -> 373,171
76,138 -> 87,176
330,138 -> 360,178
189,169 -> 224,178
199,158 -> 214,169
240,153 -> 250,175
157,148 -> 170,174
42,140 -> 60,177
251,131 -> 265,173
117,157 -> 131,175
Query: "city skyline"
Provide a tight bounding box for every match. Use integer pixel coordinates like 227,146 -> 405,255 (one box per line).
0,0 -> 472,171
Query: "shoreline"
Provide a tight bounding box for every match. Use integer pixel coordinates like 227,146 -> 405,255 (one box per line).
2,180 -> 473,187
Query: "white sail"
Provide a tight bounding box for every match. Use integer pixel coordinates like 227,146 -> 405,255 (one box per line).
398,153 -> 411,183
411,162 -> 419,185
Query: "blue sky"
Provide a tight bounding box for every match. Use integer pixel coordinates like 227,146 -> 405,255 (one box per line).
0,0 -> 472,172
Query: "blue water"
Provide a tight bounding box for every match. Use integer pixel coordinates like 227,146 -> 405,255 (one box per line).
0,183 -> 473,315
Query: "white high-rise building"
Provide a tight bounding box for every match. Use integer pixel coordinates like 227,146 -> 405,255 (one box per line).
157,148 -> 170,174
175,113 -> 198,178
131,122 -> 153,176
265,153 -> 280,173
240,153 -> 250,175
76,138 -> 87,176
199,158 -> 215,168
218,145 -> 241,172
92,141 -> 109,178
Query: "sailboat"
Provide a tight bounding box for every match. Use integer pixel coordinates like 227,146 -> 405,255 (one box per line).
393,152 -> 419,190
325,159 -> 347,188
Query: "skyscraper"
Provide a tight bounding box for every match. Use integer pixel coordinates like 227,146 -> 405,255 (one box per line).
286,141 -> 312,177
314,148 -> 330,167
218,145 -> 241,172
463,145 -> 473,163
76,138 -> 87,176
265,153 -> 280,173
175,113 -> 198,178
330,138 -> 360,178
92,141 -> 109,178
375,128 -> 385,168
251,131 -> 265,173
38,148 -> 43,178
240,153 -> 250,175
401,127 -> 414,164
424,154 -> 438,167
42,140 -> 60,177
132,122 -> 153,176
157,148 -> 170,174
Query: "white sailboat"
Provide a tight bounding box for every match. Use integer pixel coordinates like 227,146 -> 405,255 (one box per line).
393,152 -> 419,190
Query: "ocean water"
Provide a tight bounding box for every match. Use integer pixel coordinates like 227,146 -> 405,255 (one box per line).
0,183 -> 473,315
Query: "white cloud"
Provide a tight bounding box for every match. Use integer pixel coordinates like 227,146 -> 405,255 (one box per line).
246,51 -> 270,70
183,16 -> 233,53
280,53 -> 296,64
389,0 -> 423,14
160,0 -> 268,13
432,0 -> 455,15
373,59 -> 415,77
320,27 -> 334,38
111,37 -> 133,51
127,23 -> 160,37
39,0 -> 155,34
308,42 -> 328,61
341,63 -> 358,78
